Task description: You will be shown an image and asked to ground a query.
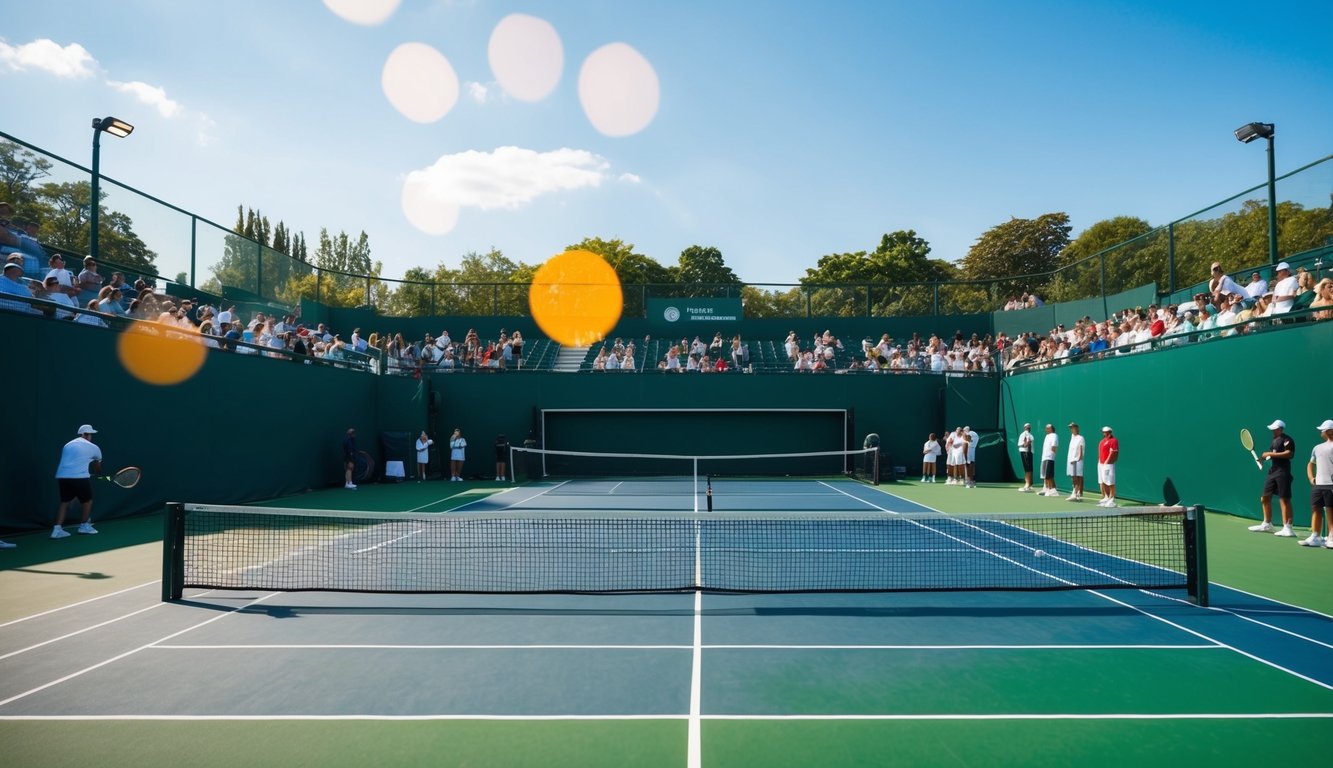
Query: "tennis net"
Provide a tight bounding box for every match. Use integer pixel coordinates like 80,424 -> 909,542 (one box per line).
163,503 -> 1207,604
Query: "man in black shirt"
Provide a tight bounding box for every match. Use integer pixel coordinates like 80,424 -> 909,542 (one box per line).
1250,419 -> 1295,536
343,428 -> 358,490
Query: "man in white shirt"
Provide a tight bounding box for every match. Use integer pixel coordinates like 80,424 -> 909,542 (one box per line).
1040,424 -> 1060,497
1301,419 -> 1333,548
1244,272 -> 1268,301
964,425 -> 979,488
1016,422 -> 1035,492
1066,423 -> 1086,501
52,425 -> 103,539
1208,263 -> 1247,308
1270,262 -> 1299,314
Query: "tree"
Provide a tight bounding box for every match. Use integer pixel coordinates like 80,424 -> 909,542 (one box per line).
30,180 -> 157,272
565,237 -> 673,318
799,231 -> 956,316
960,213 -> 1071,301
674,245 -> 741,297
0,140 -> 52,209
1046,216 -> 1156,302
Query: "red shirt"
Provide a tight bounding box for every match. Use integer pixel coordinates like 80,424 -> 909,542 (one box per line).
1099,436 -> 1119,463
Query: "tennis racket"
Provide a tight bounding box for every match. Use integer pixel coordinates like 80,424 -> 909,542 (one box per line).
353,450 -> 378,484
1238,429 -> 1263,470
97,466 -> 142,488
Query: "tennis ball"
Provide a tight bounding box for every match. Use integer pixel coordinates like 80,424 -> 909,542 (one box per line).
1033,549 -> 1046,557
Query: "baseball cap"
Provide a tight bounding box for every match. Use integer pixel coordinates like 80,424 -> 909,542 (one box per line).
1023,422 -> 1031,428
1275,262 -> 1291,272
2,262 -> 21,272
1317,419 -> 1333,431
76,424 -> 97,435
1101,426 -> 1112,432
1267,419 -> 1286,430
1068,422 -> 1078,428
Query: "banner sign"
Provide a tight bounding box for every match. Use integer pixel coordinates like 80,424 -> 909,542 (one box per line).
647,298 -> 743,328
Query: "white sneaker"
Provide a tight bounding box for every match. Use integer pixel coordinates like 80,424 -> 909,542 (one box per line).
344,482 -> 357,490
496,476 -> 504,481
1325,538 -> 1333,549
1299,534 -> 1325,547
1045,489 -> 1059,497
51,527 -> 71,539
1018,486 -> 1032,493
77,522 -> 98,535
1104,499 -> 1117,508
0,540 -> 16,549
1274,526 -> 1295,538
1066,494 -> 1079,501
1248,521 -> 1274,532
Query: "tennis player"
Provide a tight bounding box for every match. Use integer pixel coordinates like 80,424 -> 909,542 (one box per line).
1250,419 -> 1296,536
495,433 -> 511,482
1301,419 -> 1333,548
343,428 -> 357,490
52,424 -> 101,539
1040,424 -> 1059,497
1016,422 -> 1035,492
415,431 -> 434,483
449,428 -> 467,482
1097,426 -> 1119,507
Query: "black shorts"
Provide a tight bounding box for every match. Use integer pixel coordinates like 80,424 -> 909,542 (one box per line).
1020,452 -> 1033,472
58,477 -> 93,503
1041,459 -> 1055,481
1262,474 -> 1292,499
1312,487 -> 1333,510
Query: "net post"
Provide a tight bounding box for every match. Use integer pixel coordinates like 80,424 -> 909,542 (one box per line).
1184,505 -> 1209,607
162,502 -> 186,602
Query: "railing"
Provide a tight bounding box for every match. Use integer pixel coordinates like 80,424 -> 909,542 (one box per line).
3,128 -> 1329,319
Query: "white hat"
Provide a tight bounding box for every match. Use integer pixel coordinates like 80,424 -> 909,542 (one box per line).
1275,262 -> 1291,272
1267,419 -> 1286,430
1318,420 -> 1333,431
76,424 -> 97,435
1101,426 -> 1112,432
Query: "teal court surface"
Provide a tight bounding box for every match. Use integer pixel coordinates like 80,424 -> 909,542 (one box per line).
2,477 -> 1331,768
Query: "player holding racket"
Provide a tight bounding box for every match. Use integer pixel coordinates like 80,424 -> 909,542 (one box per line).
51,425 -> 102,539
1250,419 -> 1296,536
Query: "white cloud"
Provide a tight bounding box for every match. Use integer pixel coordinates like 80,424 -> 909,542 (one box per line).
618,173 -> 642,184
466,81 -> 489,104
401,147 -> 615,235
107,80 -> 184,119
0,39 -> 97,78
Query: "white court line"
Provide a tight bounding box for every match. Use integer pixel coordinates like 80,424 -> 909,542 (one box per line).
0,591 -> 278,709
0,603 -> 165,662
2,712 -> 1330,722
688,590 -> 702,768
824,484 -> 1333,690
0,580 -> 159,628
147,643 -> 1220,651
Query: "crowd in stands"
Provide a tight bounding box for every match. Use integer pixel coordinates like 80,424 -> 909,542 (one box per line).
1001,293 -> 1045,310
1001,261 -> 1331,372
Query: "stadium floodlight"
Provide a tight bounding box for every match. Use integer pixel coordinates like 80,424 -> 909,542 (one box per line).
90,116 -> 134,261
1234,122 -> 1278,266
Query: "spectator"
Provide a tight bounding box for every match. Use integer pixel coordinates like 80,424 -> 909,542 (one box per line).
0,261 -> 38,314
1244,271 -> 1268,301
45,254 -> 78,300
1292,269 -> 1317,312
1207,262 -> 1246,308
1311,278 -> 1333,320
37,275 -> 77,319
1270,262 -> 1299,315
77,257 -> 104,302
74,298 -> 108,328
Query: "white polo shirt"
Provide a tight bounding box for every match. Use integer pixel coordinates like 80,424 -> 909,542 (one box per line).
1271,275 -> 1300,314
55,437 -> 102,479
1041,433 -> 1059,462
1311,441 -> 1333,487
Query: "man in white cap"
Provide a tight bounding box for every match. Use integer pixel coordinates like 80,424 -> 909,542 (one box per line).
52,425 -> 102,539
1300,420 -> 1333,548
1097,426 -> 1119,507
1270,263 -> 1299,315
1250,419 -> 1296,536
1016,422 -> 1035,492
0,260 -> 39,314
1040,424 -> 1060,497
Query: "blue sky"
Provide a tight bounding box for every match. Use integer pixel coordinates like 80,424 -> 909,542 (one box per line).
2,0 -> 1330,285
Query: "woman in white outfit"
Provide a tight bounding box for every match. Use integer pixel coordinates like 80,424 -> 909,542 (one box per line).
415,431 -> 434,483
449,428 -> 467,481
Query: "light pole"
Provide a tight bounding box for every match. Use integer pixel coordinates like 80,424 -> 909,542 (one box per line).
1234,121 -> 1277,266
90,116 -> 134,260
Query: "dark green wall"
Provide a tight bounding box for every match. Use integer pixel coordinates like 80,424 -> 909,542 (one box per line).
999,324 -> 1333,518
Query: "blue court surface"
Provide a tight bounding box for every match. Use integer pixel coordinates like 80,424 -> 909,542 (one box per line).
2,479 -> 1331,767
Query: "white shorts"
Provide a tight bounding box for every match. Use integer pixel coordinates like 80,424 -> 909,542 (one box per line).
948,449 -> 964,466
1098,463 -> 1116,485
1067,460 -> 1083,477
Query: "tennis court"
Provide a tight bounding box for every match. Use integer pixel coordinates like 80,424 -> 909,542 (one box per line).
2,474 -> 1332,768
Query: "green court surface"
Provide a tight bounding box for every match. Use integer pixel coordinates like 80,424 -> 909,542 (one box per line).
2,478 -> 1331,768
